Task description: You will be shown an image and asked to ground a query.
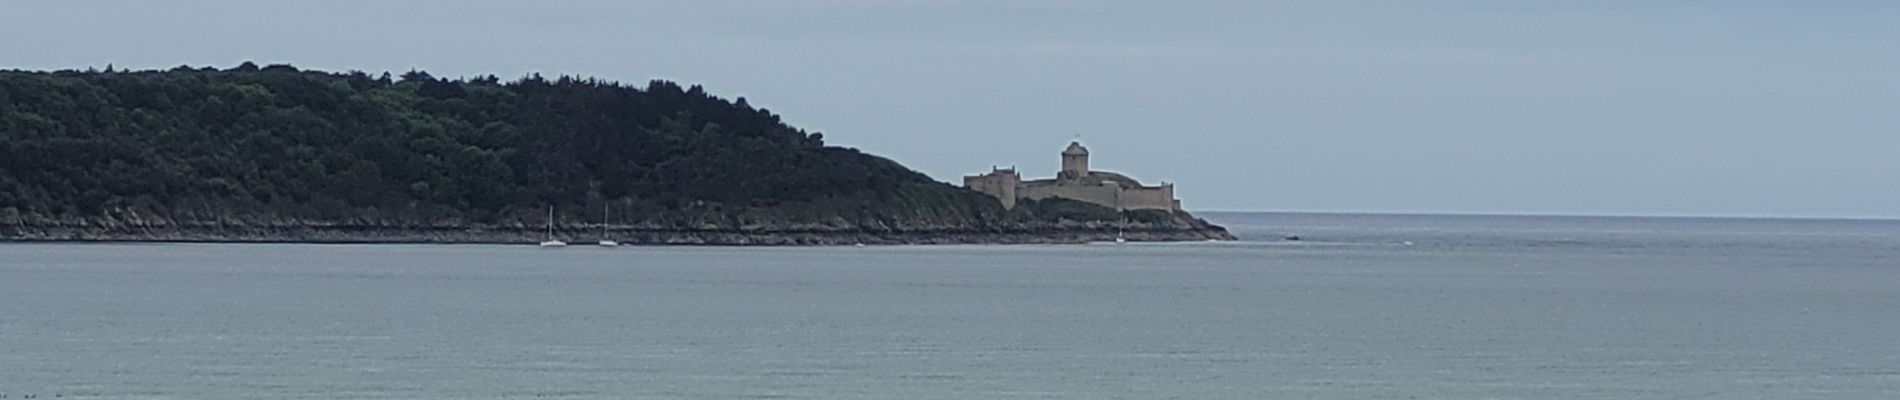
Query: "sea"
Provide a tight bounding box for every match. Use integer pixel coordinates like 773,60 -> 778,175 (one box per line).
2,212 -> 1897,399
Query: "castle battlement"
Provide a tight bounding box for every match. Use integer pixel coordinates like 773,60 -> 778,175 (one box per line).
964,142 -> 1180,211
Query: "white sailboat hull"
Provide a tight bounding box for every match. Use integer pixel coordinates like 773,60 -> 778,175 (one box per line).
540,206 -> 564,247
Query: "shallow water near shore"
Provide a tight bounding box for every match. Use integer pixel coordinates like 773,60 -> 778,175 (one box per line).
4,212 -> 1898,399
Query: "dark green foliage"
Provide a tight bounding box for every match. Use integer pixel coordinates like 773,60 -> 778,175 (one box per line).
1122,209 -> 1175,224
1017,197 -> 1120,222
0,64 -> 1007,226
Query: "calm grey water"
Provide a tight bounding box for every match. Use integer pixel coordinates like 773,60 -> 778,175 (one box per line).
3,213 -> 1898,399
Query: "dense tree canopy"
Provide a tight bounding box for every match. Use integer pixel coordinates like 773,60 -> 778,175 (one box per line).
0,64 -> 1007,227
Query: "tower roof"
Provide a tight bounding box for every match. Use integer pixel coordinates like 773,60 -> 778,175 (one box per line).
1062,141 -> 1089,156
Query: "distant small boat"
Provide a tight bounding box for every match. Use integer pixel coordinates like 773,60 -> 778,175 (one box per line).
1115,214 -> 1128,243
540,206 -> 566,247
597,204 -> 618,247
1284,235 -> 1301,242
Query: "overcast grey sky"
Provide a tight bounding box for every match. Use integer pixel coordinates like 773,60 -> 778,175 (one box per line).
4,1 -> 1897,218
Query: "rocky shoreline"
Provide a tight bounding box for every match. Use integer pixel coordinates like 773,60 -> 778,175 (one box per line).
1,222 -> 1235,246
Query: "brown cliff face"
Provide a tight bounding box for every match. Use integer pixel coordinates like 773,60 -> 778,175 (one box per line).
2,182 -> 1234,245
0,207 -> 1233,245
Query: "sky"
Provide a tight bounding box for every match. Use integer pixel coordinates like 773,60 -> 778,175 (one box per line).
4,1 -> 1897,218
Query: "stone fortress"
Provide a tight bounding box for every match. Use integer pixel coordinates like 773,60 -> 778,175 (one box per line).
963,141 -> 1180,211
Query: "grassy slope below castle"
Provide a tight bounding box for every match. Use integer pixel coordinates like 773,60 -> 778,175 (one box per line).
0,64 -> 1230,244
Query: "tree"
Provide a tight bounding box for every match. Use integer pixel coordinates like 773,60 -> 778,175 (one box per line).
0,65 -> 1009,228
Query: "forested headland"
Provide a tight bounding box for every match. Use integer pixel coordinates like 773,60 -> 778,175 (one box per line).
0,63 -> 1230,244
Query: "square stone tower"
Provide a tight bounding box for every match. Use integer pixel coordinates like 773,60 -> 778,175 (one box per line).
962,167 -> 1020,209
1059,141 -> 1089,180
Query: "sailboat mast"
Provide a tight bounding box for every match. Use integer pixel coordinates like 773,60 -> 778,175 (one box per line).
547,206 -> 554,240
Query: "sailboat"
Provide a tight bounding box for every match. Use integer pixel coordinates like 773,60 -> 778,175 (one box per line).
539,206 -> 567,247
1115,212 -> 1128,244
597,204 -> 619,247
1112,192 -> 1128,244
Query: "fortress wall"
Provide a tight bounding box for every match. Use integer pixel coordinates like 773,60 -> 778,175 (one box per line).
1117,185 -> 1177,211
963,173 -> 1019,209
1019,182 -> 1177,211
969,142 -> 1186,212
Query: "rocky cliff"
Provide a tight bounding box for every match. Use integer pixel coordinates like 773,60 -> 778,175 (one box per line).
0,207 -> 1234,245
